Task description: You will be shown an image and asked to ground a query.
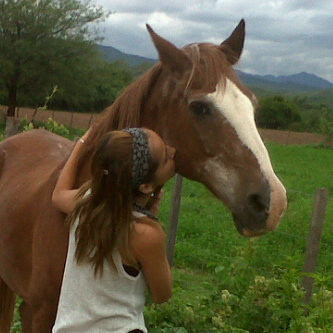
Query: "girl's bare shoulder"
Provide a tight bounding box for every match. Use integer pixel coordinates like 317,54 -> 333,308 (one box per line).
131,218 -> 165,253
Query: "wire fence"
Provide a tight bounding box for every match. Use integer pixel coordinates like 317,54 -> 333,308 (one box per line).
275,190 -> 332,248
168,179 -> 332,253
1,105 -> 327,146
167,179 -> 331,302
0,105 -> 98,130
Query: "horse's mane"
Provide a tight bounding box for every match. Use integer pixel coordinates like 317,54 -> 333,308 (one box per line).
88,63 -> 163,146
77,63 -> 163,172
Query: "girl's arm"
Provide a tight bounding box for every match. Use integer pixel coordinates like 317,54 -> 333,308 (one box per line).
132,222 -> 172,304
52,130 -> 90,215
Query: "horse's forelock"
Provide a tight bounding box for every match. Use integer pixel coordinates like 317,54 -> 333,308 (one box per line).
182,43 -> 229,95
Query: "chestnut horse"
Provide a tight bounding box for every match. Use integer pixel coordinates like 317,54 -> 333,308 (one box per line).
0,20 -> 287,332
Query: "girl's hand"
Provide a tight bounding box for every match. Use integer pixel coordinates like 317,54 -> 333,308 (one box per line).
80,128 -> 92,142
77,127 -> 92,145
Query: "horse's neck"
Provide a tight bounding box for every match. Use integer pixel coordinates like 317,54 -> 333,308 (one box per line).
74,65 -> 169,186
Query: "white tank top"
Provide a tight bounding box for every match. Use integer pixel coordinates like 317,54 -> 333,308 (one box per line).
52,211 -> 147,333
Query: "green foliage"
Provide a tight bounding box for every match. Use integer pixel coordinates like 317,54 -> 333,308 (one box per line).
45,58 -> 133,112
216,270 -> 333,332
319,118 -> 333,143
0,114 -> 5,132
19,116 -> 84,139
257,95 -> 302,130
255,94 -> 333,142
131,62 -> 155,78
21,116 -> 69,137
145,266 -> 333,332
0,0 -> 108,113
304,88 -> 333,109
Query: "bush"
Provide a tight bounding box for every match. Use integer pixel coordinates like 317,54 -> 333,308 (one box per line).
319,118 -> 333,143
20,116 -> 84,140
257,96 -> 302,130
144,262 -> 333,332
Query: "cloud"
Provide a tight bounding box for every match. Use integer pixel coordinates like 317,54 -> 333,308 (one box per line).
92,0 -> 333,82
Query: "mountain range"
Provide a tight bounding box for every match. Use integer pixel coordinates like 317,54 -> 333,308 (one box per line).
99,45 -> 156,67
99,44 -> 333,95
236,71 -> 333,94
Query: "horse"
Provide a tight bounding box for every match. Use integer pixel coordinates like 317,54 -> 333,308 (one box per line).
0,20 -> 287,332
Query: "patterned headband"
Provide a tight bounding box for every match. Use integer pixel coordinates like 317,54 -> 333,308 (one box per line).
122,128 -> 151,189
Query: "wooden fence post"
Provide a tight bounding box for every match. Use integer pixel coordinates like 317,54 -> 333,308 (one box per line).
301,188 -> 329,304
88,113 -> 94,129
166,174 -> 183,266
70,112 -> 74,129
4,117 -> 20,138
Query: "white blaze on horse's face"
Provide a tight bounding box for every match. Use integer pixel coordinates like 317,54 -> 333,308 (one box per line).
208,78 -> 270,178
205,78 -> 287,236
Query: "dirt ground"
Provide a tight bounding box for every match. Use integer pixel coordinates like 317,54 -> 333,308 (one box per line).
258,128 -> 324,146
1,105 -> 325,145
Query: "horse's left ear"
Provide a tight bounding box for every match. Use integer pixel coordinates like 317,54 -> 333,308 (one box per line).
146,24 -> 191,76
219,19 -> 245,65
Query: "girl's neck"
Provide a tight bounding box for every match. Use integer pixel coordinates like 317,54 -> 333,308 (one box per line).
134,193 -> 151,207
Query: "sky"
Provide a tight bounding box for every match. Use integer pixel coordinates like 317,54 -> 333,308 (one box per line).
92,0 -> 333,83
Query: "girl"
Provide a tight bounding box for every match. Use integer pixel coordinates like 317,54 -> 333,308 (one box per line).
51,128 -> 176,333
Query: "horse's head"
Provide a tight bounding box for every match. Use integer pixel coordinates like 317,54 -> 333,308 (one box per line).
143,20 -> 287,237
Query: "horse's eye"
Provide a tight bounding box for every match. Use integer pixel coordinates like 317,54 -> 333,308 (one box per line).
189,101 -> 211,117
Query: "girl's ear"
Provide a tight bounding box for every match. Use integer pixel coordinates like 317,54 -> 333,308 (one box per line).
138,183 -> 154,196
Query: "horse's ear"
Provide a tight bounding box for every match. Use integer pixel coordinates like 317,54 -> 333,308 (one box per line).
219,19 -> 245,65
146,24 -> 191,75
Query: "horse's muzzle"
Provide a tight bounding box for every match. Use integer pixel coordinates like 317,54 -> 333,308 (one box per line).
232,184 -> 287,238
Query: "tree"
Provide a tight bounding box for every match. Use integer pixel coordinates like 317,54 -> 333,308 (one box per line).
256,95 -> 301,130
0,0 -> 107,120
48,60 -> 133,112
131,62 -> 155,78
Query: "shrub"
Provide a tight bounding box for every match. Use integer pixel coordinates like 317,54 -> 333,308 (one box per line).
257,96 -> 302,130
19,116 -> 85,140
319,118 -> 333,143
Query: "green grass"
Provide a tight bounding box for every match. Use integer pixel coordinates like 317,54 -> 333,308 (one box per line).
149,143 -> 333,332
1,127 -> 332,332
158,143 -> 333,276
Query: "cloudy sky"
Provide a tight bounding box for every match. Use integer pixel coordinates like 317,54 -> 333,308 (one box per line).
92,0 -> 333,83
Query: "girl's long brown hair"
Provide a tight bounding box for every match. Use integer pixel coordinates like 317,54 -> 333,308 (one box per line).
68,130 -> 159,277
67,131 -> 140,276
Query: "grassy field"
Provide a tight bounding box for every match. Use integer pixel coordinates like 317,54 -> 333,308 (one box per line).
147,143 -> 333,332
1,122 -> 332,331
159,143 -> 333,277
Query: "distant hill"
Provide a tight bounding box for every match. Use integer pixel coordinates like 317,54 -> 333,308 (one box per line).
236,70 -> 333,95
263,72 -> 333,89
98,44 -> 333,102
98,45 -> 157,66
303,88 -> 333,108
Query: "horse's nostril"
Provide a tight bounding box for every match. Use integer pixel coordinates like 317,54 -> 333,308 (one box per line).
247,193 -> 269,213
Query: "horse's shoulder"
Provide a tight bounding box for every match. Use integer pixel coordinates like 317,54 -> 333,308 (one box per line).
0,129 -> 72,152
22,129 -> 72,145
